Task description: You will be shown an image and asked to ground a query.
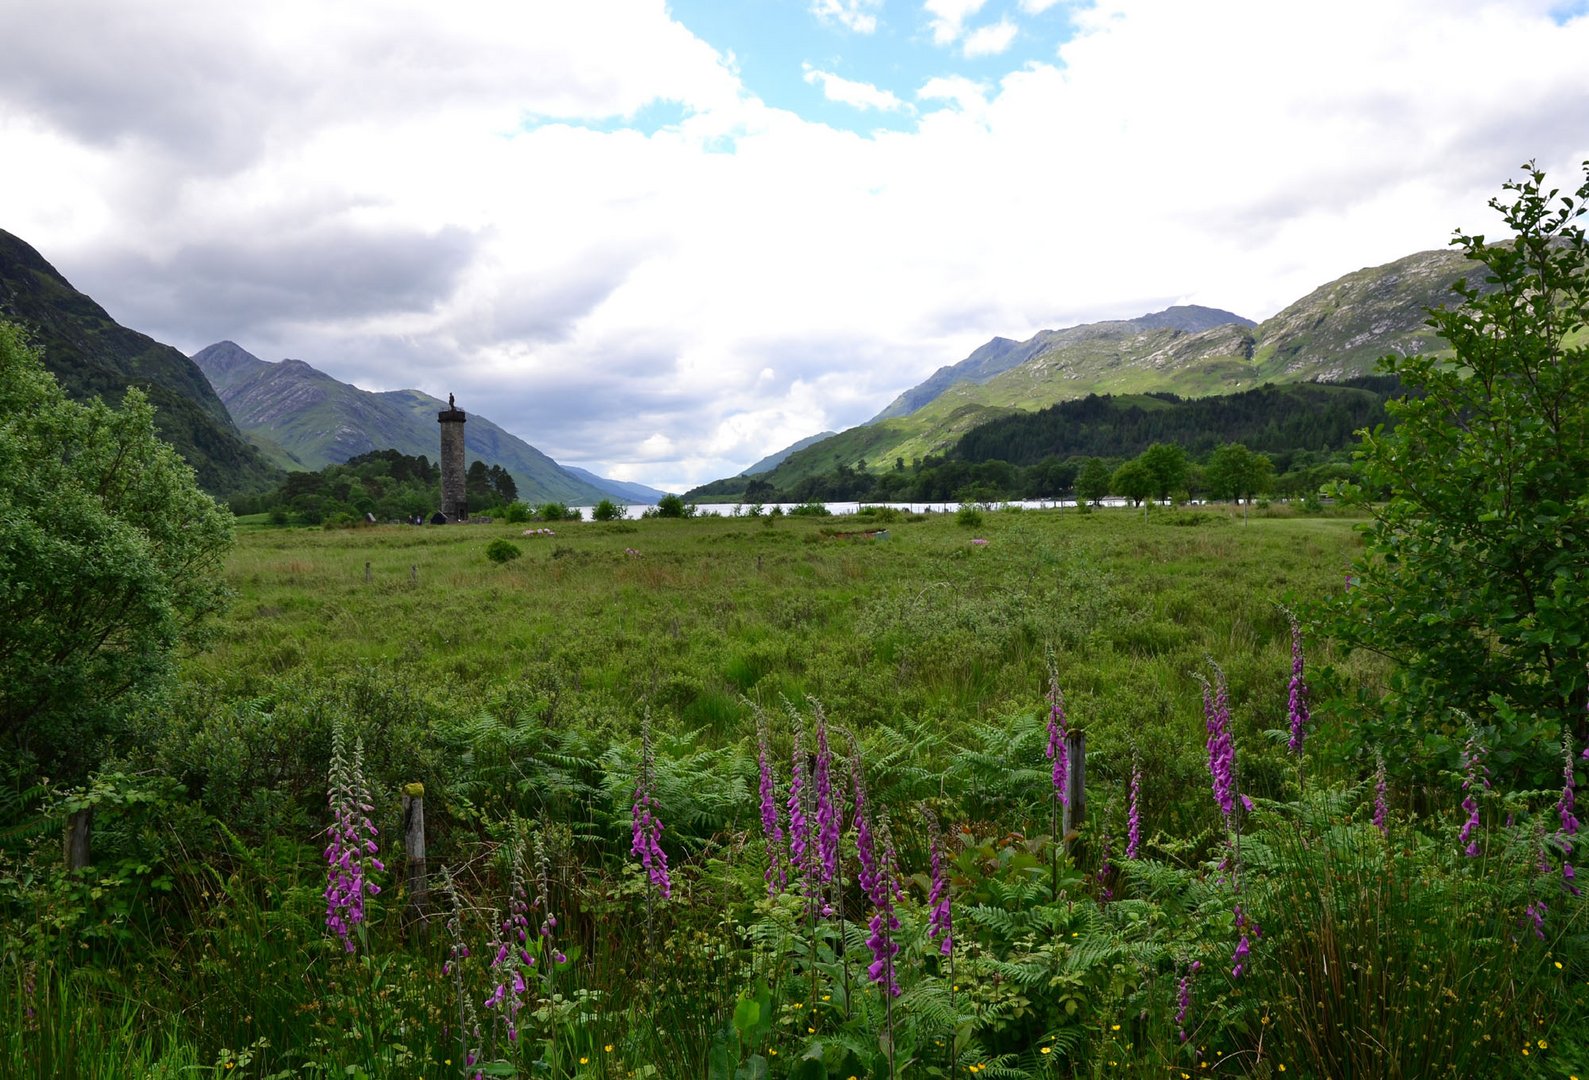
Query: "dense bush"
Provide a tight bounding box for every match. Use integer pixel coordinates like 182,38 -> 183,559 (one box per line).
486,537 -> 523,563
1322,160 -> 1589,786
0,322 -> 233,782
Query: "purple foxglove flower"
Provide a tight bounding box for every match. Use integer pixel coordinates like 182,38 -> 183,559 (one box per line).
926,812 -> 953,957
1176,971 -> 1193,1043
1560,733 -> 1580,840
814,708 -> 840,887
855,809 -> 878,902
787,726 -> 810,882
1126,761 -> 1142,860
756,715 -> 787,897
1525,898 -> 1547,939
1231,935 -> 1249,979
1230,904 -> 1260,979
1459,734 -> 1487,857
1285,611 -> 1310,754
865,907 -> 902,996
323,726 -> 381,954
1200,664 -> 1236,820
1045,662 -> 1069,806
632,723 -> 673,899
1372,754 -> 1389,836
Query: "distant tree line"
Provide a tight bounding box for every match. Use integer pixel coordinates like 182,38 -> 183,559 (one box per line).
230,449 -> 519,524
953,376 -> 1402,464
693,377 -> 1398,507
724,443 -> 1340,507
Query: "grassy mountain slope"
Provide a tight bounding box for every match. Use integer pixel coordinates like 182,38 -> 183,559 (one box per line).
700,249 -> 1475,498
742,432 -> 838,475
192,342 -> 621,505
870,305 -> 1254,423
0,229 -> 280,496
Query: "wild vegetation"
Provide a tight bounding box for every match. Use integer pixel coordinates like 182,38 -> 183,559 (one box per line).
230,450 -> 532,525
1,165 -> 1587,1079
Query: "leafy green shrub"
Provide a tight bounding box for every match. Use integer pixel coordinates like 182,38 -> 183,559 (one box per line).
653,494 -> 694,518
592,498 -> 623,521
537,501 -> 571,521
956,503 -> 984,527
502,501 -> 531,523
787,500 -> 828,517
486,538 -> 522,563
0,322 -> 233,783
1320,160 -> 1589,786
855,505 -> 904,523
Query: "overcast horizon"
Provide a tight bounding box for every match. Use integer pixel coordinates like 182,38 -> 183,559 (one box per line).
4,0 -> 1588,491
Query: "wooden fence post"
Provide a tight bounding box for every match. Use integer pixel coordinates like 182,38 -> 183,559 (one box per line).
1062,731 -> 1086,853
410,564 -> 417,585
365,561 -> 372,583
65,807 -> 92,871
402,783 -> 428,915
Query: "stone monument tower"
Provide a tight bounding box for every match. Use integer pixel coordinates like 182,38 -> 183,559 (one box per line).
438,393 -> 467,522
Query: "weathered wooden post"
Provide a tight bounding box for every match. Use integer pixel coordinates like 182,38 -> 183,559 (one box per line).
410,564 -> 417,585
401,783 -> 428,915
1062,730 -> 1086,853
365,560 -> 372,583
65,807 -> 92,871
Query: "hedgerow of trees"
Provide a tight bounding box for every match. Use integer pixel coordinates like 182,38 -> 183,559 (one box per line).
0,322 -> 233,782
231,450 -> 524,524
687,377 -> 1396,507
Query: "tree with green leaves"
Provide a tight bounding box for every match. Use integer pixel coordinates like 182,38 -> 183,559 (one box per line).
1110,458 -> 1153,509
0,322 -> 233,782
1204,442 -> 1273,509
1321,160 -> 1589,783
1074,457 -> 1111,510
1138,442 -> 1188,501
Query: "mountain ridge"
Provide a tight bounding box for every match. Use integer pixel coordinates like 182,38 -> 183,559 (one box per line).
192,342 -> 659,505
691,248 -> 1478,497
0,229 -> 279,495
868,304 -> 1255,423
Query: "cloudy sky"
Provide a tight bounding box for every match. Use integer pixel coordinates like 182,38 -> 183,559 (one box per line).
4,0 -> 1588,490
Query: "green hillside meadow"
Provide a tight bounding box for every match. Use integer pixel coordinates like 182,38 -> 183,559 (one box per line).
6,504 -> 1585,1077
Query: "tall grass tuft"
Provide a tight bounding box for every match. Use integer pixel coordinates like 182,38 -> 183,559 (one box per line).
1242,788 -> 1581,1078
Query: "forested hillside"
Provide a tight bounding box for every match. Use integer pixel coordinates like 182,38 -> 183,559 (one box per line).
954,376 -> 1401,465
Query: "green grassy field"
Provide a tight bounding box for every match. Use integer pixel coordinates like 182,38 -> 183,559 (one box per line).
198,507 -> 1363,756
6,505 -> 1583,1079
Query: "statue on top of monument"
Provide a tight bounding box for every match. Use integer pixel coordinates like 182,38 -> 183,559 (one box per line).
449,393 -> 455,410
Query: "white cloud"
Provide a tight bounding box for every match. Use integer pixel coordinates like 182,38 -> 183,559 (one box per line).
4,0 -> 1589,491
1019,0 -> 1066,11
802,65 -> 909,111
917,75 -> 990,113
962,18 -> 1019,56
810,0 -> 883,33
923,0 -> 990,45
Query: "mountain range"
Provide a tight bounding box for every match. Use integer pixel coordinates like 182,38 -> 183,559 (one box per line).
0,225 -> 662,506
693,247 -> 1483,496
190,342 -> 663,506
2,221 -> 1500,505
0,228 -> 278,495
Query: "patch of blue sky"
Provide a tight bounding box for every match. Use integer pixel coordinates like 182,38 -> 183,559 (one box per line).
666,0 -> 1082,135
520,99 -> 693,136
1549,0 -> 1589,24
